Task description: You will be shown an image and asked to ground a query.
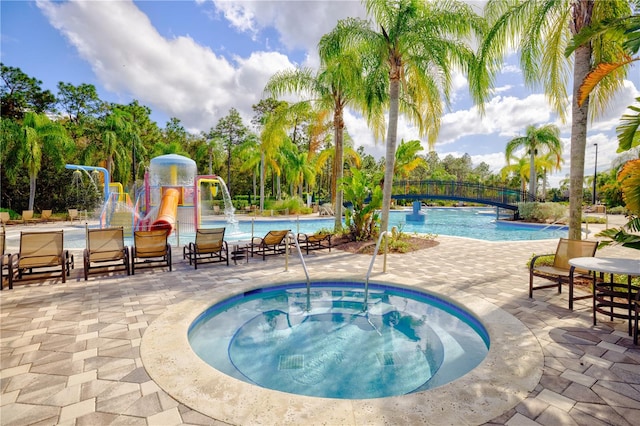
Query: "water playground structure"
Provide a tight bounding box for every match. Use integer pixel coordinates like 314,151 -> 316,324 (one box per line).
66,154 -> 233,236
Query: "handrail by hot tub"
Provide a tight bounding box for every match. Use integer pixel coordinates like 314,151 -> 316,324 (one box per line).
284,231 -> 311,310
364,230 -> 389,311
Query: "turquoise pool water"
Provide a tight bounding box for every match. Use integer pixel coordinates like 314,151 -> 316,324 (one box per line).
188,281 -> 489,399
44,207 -> 567,249
205,208 -> 568,242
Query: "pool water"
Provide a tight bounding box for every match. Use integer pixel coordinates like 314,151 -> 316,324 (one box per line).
205,208 -> 567,242
188,281 -> 489,399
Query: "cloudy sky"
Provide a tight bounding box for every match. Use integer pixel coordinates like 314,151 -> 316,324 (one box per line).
2,0 -> 639,188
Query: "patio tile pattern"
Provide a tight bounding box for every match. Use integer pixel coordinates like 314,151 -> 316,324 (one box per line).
1,225 -> 639,425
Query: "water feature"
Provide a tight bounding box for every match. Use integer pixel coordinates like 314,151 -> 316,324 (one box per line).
188,281 -> 489,399
69,169 -> 102,215
213,176 -> 239,234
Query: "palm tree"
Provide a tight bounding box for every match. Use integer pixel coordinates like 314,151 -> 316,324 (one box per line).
340,0 -> 486,233
6,112 -> 71,210
597,158 -> 640,249
538,151 -> 565,200
266,22 -> 384,231
482,0 -> 631,239
393,139 -> 425,179
500,155 -> 530,193
505,124 -> 562,199
282,140 -> 316,198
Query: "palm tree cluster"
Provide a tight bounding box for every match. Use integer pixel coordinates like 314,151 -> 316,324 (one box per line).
2,0 -> 637,242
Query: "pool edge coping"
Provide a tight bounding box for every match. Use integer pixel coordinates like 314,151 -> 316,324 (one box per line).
140,274 -> 544,425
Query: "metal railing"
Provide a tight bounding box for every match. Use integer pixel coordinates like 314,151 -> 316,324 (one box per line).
284,232 -> 311,310
363,231 -> 389,311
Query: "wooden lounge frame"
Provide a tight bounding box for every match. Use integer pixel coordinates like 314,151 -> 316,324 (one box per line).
131,229 -> 172,274
183,227 -> 229,269
529,238 -> 598,309
83,227 -> 130,280
249,230 -> 290,261
1,226 -> 12,290
11,230 -> 73,284
297,232 -> 333,254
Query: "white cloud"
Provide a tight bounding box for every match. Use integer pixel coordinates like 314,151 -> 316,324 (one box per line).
491,84 -> 513,94
211,0 -> 366,52
437,93 -> 553,145
37,0 -> 295,130
500,64 -> 521,74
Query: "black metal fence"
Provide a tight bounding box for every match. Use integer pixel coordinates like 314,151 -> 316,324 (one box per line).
391,180 -> 533,210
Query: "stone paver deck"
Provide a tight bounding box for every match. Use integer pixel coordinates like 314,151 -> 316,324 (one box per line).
1,219 -> 639,425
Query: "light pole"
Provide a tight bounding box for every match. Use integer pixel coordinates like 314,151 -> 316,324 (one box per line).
592,143 -> 598,205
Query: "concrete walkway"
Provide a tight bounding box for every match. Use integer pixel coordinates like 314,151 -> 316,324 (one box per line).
1,217 -> 639,425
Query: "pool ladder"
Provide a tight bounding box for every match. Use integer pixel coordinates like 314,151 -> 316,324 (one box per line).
285,230 -> 390,312
285,232 -> 312,310
363,231 -> 389,311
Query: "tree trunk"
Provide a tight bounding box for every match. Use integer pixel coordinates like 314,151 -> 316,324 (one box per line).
28,175 -> 36,211
259,152 -> 265,212
333,103 -> 344,230
568,1 -> 593,240
381,76 -> 400,233
529,149 -> 536,200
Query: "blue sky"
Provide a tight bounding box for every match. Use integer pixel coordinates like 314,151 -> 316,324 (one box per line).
2,0 -> 639,188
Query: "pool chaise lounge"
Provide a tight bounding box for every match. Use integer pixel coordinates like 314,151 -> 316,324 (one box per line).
131,229 -> 172,274
249,229 -> 290,260
297,232 -> 333,254
183,227 -> 229,269
10,230 -> 73,284
83,227 -> 130,280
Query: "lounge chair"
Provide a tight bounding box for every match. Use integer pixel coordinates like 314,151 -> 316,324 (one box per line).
529,238 -> 598,309
83,227 -> 130,280
183,227 -> 229,269
297,232 -> 333,254
40,210 -> 53,222
21,210 -> 38,225
11,230 -> 73,284
131,229 -> 172,274
0,212 -> 9,224
1,226 -> 12,290
68,209 -> 79,222
249,230 -> 290,261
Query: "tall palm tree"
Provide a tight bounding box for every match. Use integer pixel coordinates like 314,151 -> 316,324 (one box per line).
340,0 -> 486,232
567,13 -> 640,154
505,124 -> 562,199
6,112 -> 71,210
266,22 -> 384,231
482,0 -> 631,239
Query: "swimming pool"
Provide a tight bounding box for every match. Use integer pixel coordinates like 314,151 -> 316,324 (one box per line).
188,281 -> 489,399
205,208 -> 568,242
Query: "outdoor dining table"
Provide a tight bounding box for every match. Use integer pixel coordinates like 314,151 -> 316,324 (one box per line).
569,257 -> 640,337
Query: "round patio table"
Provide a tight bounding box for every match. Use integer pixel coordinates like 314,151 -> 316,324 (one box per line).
569,257 -> 640,336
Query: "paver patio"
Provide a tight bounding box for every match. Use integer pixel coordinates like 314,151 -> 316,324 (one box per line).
1,219 -> 639,425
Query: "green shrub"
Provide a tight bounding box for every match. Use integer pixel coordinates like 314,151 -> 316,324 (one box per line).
607,206 -> 629,215
233,199 -> 248,210
527,254 -> 554,268
582,216 -> 606,224
263,197 -> 312,215
517,202 -> 567,223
